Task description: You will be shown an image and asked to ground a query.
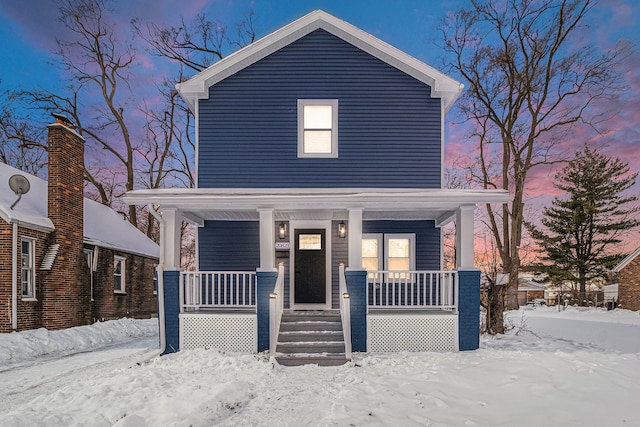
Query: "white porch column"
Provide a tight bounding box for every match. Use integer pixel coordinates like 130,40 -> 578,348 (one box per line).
348,208 -> 363,269
258,209 -> 275,270
161,208 -> 182,270
456,205 -> 476,269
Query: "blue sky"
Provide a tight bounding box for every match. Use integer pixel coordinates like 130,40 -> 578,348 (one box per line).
2,0 -> 638,114
0,0 -> 458,92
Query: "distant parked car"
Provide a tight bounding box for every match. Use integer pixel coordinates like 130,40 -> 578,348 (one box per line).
525,299 -> 546,310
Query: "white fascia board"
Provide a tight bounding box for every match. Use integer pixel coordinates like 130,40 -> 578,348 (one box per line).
0,210 -> 55,233
83,237 -> 159,260
177,10 -> 463,112
613,246 -> 640,272
124,188 -> 509,212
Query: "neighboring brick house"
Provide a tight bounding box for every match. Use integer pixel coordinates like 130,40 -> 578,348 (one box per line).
0,119 -> 159,333
612,248 -> 640,311
517,281 -> 546,306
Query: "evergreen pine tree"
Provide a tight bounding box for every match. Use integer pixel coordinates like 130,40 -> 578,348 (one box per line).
527,146 -> 639,304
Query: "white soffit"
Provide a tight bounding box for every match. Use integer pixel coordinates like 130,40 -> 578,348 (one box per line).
177,9 -> 463,113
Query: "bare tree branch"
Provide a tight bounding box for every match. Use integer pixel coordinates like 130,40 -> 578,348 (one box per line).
440,0 -> 631,332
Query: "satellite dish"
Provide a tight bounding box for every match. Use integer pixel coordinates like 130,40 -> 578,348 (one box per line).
9,174 -> 31,210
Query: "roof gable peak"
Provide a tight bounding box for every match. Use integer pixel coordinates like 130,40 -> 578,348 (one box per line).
177,9 -> 462,112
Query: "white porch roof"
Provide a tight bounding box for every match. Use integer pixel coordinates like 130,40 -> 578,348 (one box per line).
123,187 -> 511,226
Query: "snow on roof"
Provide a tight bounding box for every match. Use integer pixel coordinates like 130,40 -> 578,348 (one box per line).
177,9 -> 463,113
0,163 -> 54,231
518,280 -> 547,291
0,162 -> 159,259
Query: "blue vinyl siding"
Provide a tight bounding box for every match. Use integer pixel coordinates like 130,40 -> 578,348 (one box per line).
198,29 -> 442,188
331,220 -> 349,309
198,221 -> 260,271
363,220 -> 440,270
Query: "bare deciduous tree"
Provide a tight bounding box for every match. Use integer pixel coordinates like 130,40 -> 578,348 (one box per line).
21,0 -> 139,226
132,9 -> 256,73
441,0 -> 631,333
0,88 -> 48,176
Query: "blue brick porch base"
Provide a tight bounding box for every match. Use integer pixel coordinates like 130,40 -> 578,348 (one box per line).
256,270 -> 278,352
162,270 -> 181,355
457,269 -> 481,351
345,270 -> 368,352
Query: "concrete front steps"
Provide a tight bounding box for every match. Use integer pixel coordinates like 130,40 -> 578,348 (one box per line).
275,310 -> 349,367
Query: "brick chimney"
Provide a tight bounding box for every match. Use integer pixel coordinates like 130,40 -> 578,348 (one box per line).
41,116 -> 91,329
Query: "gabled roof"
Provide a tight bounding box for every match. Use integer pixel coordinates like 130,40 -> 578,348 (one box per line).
613,247 -> 640,272
177,9 -> 463,113
0,162 -> 159,259
517,281 -> 547,291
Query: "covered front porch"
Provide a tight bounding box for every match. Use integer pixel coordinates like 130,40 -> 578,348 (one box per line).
123,188 -> 510,359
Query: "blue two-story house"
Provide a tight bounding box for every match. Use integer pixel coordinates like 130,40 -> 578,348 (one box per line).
125,10 -> 509,365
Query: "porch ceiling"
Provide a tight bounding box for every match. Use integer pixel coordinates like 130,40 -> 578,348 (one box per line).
123,188 -> 511,226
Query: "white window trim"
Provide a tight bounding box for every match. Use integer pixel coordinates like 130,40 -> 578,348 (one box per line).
84,249 -> 93,271
384,233 -> 416,272
297,99 -> 338,158
20,237 -> 36,300
114,255 -> 126,294
153,264 -> 158,295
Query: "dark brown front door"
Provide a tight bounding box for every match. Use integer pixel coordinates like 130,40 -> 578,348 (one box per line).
294,229 -> 326,304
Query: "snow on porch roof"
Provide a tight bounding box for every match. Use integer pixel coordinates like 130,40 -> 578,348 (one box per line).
123,187 -> 511,226
0,162 -> 159,259
177,9 -> 463,113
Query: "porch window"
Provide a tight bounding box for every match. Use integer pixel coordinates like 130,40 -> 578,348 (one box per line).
114,256 -> 126,293
362,234 -> 383,276
362,233 -> 416,277
385,234 -> 415,272
298,99 -> 338,158
21,238 -> 35,299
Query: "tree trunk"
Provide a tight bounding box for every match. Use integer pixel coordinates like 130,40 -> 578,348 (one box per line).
487,284 -> 506,334
505,265 -> 520,310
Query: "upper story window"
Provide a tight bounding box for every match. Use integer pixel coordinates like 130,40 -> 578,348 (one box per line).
114,256 -> 126,294
21,237 -> 35,299
298,99 -> 338,158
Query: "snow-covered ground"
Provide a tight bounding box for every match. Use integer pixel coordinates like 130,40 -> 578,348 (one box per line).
1,308 -> 639,426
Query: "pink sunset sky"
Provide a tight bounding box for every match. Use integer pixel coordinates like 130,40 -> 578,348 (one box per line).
1,0 -> 639,255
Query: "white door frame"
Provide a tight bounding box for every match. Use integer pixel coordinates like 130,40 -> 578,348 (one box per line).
289,220 -> 332,310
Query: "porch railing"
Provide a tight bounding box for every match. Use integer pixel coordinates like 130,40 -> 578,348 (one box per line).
181,271 -> 256,310
367,270 -> 457,311
339,264 -> 352,360
269,265 -> 285,356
